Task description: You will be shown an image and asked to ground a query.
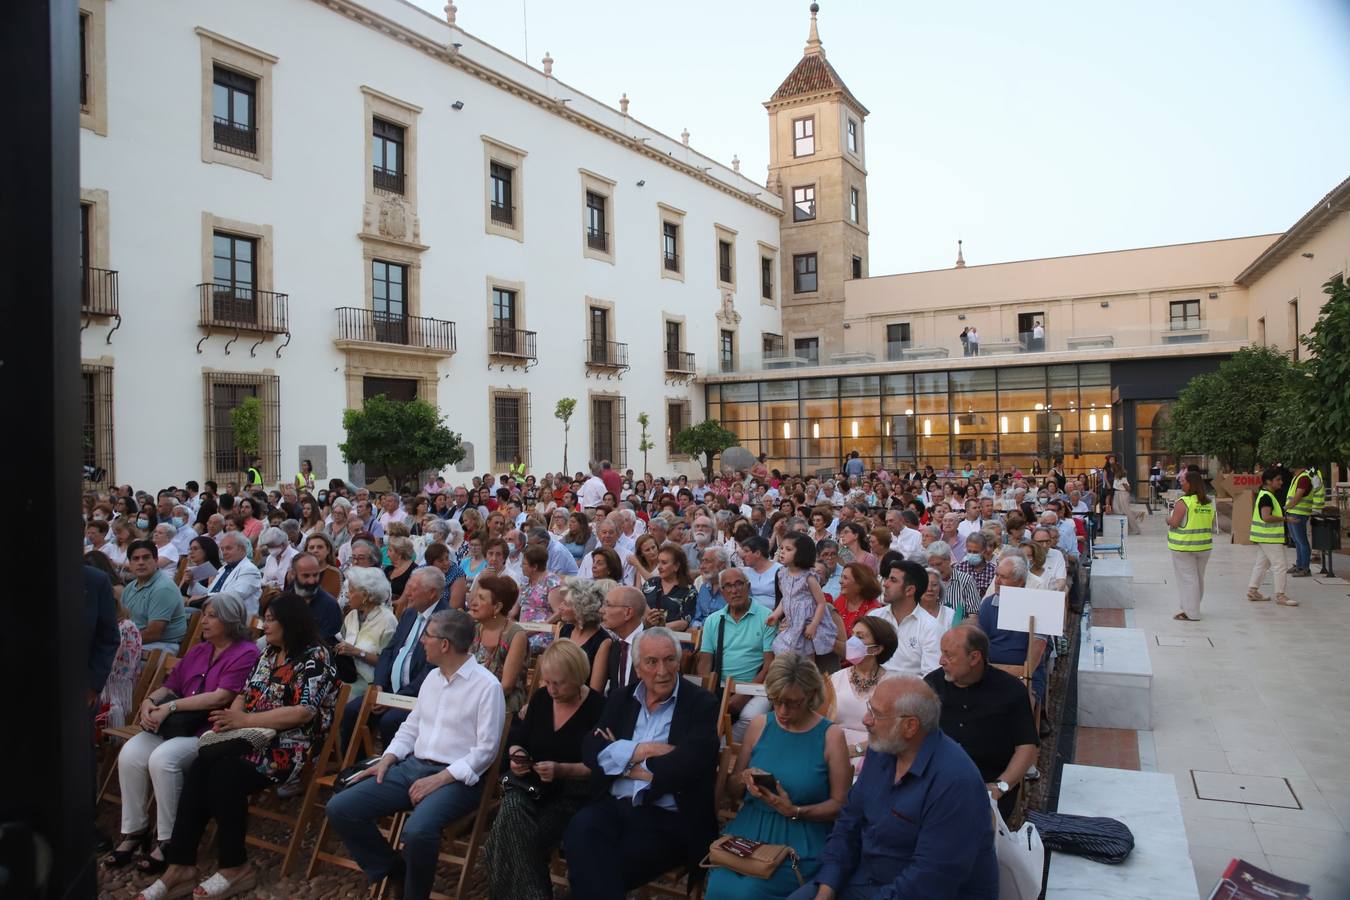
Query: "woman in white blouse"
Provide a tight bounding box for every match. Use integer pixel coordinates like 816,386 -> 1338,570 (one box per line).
333,566 -> 398,698
150,524 -> 180,571
828,615 -> 897,769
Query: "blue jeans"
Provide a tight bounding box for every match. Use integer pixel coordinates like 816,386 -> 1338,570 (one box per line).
325,757 -> 483,900
787,876 -> 880,900
1286,514 -> 1310,570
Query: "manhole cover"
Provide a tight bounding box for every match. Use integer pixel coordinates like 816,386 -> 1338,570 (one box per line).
1191,771 -> 1301,808
1156,635 -> 1214,647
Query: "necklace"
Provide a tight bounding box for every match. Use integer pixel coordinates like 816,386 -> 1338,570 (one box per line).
849,665 -> 880,692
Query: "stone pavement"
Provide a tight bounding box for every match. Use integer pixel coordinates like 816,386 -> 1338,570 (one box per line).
1081,511 -> 1350,897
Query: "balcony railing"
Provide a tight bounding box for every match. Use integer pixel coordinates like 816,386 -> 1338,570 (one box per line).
197,283 -> 288,334
82,266 -> 119,317
585,339 -> 629,369
373,168 -> 405,195
489,326 -> 537,360
664,251 -> 680,273
335,307 -> 456,353
665,349 -> 695,374
212,117 -> 257,156
587,229 -> 609,252
719,264 -> 733,284
490,202 -> 516,227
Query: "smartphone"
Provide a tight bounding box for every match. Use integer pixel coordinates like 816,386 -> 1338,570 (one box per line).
751,771 -> 778,793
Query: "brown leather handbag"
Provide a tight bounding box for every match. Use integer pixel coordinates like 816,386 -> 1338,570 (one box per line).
701,835 -> 804,884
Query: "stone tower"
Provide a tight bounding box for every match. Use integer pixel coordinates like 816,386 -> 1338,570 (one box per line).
765,2 -> 869,361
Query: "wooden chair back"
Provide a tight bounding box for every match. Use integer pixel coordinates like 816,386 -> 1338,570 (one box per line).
319,565 -> 342,598
178,608 -> 204,657
305,685 -> 387,879
716,678 -> 766,741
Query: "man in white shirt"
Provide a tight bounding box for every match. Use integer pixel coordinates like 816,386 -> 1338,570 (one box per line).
1031,526 -> 1068,591
956,500 -> 984,543
578,462 -> 607,511
203,532 -> 263,616
886,509 -> 923,557
326,609 -> 505,900
501,530 -> 527,587
169,506 -> 196,555
376,492 -> 409,533
613,508 -> 639,557
872,557 -> 941,678
599,585 -> 646,695
259,526 -> 297,590
578,519 -> 635,584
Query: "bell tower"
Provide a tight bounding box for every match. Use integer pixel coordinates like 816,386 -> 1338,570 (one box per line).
765,2 -> 869,361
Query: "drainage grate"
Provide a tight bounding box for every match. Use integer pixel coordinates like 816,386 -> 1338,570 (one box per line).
1155,635 -> 1214,647
1191,770 -> 1302,809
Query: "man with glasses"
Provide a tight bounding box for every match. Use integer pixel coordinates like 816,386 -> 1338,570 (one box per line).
977,555 -> 1050,711
565,628 -> 719,899
1030,526 -> 1067,591
789,676 -> 997,899
697,568 -> 775,741
600,586 -> 648,695
327,609 -> 505,900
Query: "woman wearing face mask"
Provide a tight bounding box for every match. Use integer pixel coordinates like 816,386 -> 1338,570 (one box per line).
829,616 -> 898,768
136,501 -> 158,536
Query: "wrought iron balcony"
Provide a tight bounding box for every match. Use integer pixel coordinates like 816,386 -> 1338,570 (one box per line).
335,307 -> 456,355
664,251 -> 680,273
587,229 -> 609,252
197,283 -> 290,357
489,326 -> 537,362
212,117 -> 257,156
585,339 -> 629,375
82,267 -> 118,317
664,349 -> 695,374
490,202 -> 516,227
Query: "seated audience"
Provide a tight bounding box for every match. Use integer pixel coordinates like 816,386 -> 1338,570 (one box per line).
926,540 -> 980,617
333,566 -> 398,698
99,597 -> 143,731
517,544 -> 561,651
953,532 -> 997,597
301,532 -> 343,598
150,524 -> 181,571
594,585 -> 648,696
468,575 -> 529,715
203,532 -> 263,617
832,562 -> 882,634
112,594 -> 258,873
871,558 -> 941,678
1030,526 -> 1068,591
786,677 -> 998,900
134,593 -> 337,900
484,640 -> 605,900
290,552 -> 342,645
552,578 -> 613,689
919,565 -> 957,632
711,652 -> 851,899
828,615 -> 898,763
122,540 -> 189,653
259,527 -> 297,591
691,546 -> 729,626
178,537 -> 222,600
383,535 -> 419,608
326,610 -> 505,900
641,543 -> 696,630
977,554 -> 1050,706
563,627 -> 719,900
697,568 -> 775,742
925,624 -> 1039,821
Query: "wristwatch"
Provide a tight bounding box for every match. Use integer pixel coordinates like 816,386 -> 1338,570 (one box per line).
168,702 -> 178,714
995,780 -> 1010,795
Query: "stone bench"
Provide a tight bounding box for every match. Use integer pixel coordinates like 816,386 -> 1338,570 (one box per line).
1078,626 -> 1152,730
1046,764 -> 1197,900
1090,557 -> 1133,608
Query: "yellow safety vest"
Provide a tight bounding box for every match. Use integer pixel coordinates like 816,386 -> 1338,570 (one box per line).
1311,472 -> 1326,510
1167,494 -> 1214,552
1250,489 -> 1285,544
509,462 -> 526,481
295,472 -> 312,489
1286,472 -> 1316,516
247,466 -> 263,486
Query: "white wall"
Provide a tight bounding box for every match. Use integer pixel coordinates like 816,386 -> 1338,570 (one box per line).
80,0 -> 782,487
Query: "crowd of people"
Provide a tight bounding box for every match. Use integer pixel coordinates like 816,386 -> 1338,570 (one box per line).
82,454 -> 1112,899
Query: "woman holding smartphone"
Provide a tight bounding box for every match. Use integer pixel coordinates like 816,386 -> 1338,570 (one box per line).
709,652 -> 851,899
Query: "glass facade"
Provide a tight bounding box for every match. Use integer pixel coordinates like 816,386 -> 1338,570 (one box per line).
707,363 -> 1115,475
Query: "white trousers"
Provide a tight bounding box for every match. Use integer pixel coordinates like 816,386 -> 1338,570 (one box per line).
1171,550 -> 1210,619
1248,543 -> 1289,597
118,731 -> 199,839
730,696 -> 772,744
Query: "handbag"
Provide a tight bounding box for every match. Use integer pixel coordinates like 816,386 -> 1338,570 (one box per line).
333,756 -> 385,794
156,709 -> 212,740
991,796 -> 1043,900
196,726 -> 277,763
334,653 -> 359,684
1024,810 -> 1134,864
500,771 -> 544,801
700,835 -> 803,884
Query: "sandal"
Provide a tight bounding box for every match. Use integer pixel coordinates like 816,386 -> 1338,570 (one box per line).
137,842 -> 169,875
1246,589 -> 1271,602
135,878 -> 195,900
1173,612 -> 1197,621
102,830 -> 150,868
1276,595 -> 1299,607
194,869 -> 257,899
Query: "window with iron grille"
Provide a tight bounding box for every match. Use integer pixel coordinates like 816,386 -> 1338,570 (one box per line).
586,191 -> 607,250
490,162 -> 514,225
590,396 -> 627,469
372,118 -> 405,194
492,392 -> 531,467
718,240 -> 734,284
203,372 -> 280,483
211,232 -> 257,323
793,253 -> 818,293
719,330 -> 735,373
589,306 -> 610,363
212,66 -> 257,156
81,363 -> 115,484
1169,299 -> 1201,331
792,185 -> 816,222
762,333 -> 784,356
793,117 -> 815,156
761,256 -> 773,300
666,401 -> 687,456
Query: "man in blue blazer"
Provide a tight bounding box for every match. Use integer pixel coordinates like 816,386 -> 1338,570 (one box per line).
339,567 -> 448,750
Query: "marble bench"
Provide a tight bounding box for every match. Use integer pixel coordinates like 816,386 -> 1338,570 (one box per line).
1046,764 -> 1197,900
1090,557 -> 1134,609
1078,626 -> 1152,730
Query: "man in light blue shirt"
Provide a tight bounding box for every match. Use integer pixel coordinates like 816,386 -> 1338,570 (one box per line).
527,526 -> 579,576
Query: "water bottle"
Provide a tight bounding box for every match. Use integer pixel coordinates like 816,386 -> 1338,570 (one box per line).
1093,640 -> 1105,668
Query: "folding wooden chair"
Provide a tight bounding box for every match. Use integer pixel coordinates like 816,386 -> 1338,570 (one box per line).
178,608 -> 203,657
635,745 -> 732,900
305,685 -> 388,879
243,680 -> 352,876
715,678 -> 766,743
97,651 -> 172,805
377,717 -> 513,900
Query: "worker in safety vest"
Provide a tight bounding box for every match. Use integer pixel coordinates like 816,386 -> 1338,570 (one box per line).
295,458 -> 316,492
246,457 -> 264,488
1247,467 -> 1296,607
1284,466 -> 1316,577
1166,470 -> 1214,621
508,454 -> 526,483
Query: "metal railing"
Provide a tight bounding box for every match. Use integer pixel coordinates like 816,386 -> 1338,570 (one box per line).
373,168 -> 405,195
587,229 -> 609,252
585,339 -> 629,368
82,267 -> 118,317
490,202 -> 516,227
665,349 -> 695,373
335,307 -> 456,352
489,326 -> 537,359
212,117 -> 257,156
197,283 -> 288,333
664,251 -> 680,272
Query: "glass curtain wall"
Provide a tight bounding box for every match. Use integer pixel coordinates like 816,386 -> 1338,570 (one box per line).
707,363 -> 1114,475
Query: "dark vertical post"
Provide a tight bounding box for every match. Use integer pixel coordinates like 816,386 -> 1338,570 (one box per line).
0,0 -> 90,898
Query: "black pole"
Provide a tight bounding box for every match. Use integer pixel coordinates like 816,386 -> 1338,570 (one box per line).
0,0 -> 90,898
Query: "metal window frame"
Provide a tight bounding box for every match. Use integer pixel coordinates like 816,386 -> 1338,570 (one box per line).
793,252 -> 818,293
80,363 -> 115,485
202,371 -> 280,485
492,390 -> 532,468
792,185 -> 816,222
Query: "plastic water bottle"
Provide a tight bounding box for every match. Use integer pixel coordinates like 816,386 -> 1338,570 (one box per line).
1093,640 -> 1105,668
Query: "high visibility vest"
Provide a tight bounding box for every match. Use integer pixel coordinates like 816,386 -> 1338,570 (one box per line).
1286,472 -> 1316,516
295,472 -> 312,489
1311,472 -> 1326,510
509,462 -> 526,481
247,466 -> 263,486
1250,489 -> 1285,544
1167,494 -> 1215,552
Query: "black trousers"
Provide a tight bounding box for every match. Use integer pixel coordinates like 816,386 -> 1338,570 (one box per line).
164,754 -> 270,869
340,694 -> 410,753
563,795 -> 693,900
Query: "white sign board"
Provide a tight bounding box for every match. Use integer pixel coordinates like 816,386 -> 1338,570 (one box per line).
995,587 -> 1066,636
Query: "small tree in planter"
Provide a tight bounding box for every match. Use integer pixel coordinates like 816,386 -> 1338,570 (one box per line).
230,395 -> 262,482
340,395 -> 466,491
555,398 -> 577,475
673,419 -> 739,482
637,411 -> 654,476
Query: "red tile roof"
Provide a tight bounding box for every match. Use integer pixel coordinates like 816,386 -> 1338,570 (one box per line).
769,54 -> 867,113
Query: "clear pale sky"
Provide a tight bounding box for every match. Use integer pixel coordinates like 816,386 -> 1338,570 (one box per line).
412,0 -> 1350,276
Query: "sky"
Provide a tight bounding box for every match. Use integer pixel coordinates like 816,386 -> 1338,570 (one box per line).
410,0 -> 1350,276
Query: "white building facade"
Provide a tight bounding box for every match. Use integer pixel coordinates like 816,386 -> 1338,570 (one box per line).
78,0 -> 784,488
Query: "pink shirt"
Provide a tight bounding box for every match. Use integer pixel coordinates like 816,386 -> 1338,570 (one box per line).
164,640 -> 260,734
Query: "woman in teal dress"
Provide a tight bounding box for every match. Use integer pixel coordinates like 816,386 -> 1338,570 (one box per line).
708,652 -> 852,899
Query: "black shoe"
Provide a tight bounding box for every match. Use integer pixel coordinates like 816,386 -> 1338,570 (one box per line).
101,831 -> 150,869
136,842 -> 168,875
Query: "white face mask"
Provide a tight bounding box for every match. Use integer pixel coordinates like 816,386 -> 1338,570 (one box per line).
844,635 -> 869,665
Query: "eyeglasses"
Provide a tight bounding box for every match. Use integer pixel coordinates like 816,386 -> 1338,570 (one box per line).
721,580 -> 748,589
865,702 -> 918,721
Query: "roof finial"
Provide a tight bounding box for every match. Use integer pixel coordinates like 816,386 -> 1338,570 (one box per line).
681,127 -> 690,146
955,239 -> 966,269
619,93 -> 629,115
444,2 -> 457,26
804,2 -> 825,57
541,51 -> 553,76
732,155 -> 741,174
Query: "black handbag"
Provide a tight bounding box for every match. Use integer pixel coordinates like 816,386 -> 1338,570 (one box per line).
333,756 -> 385,794
196,726 -> 276,763
1024,811 -> 1134,864
500,771 -> 543,801
334,653 -> 359,684
156,709 -> 211,740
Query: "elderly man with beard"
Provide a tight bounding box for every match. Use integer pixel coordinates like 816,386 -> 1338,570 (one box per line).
682,514 -> 716,569
788,677 -> 997,900
290,552 -> 343,646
